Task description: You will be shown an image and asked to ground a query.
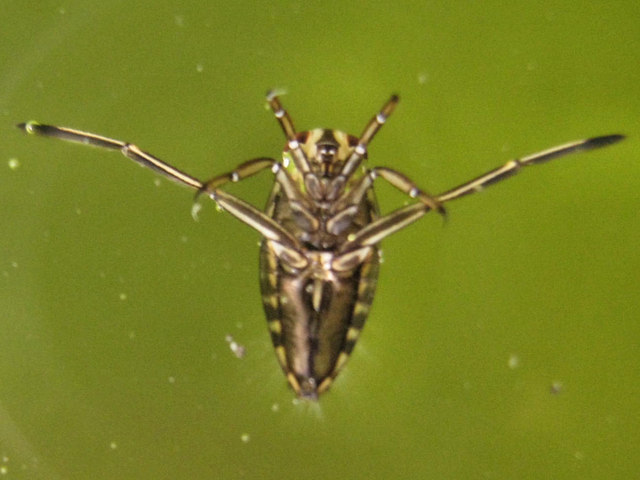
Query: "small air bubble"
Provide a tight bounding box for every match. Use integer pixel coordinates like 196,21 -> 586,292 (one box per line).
119,292 -> 127,301
109,441 -> 118,450
225,334 -> 246,358
196,63 -> 204,73
271,403 -> 280,412
0,465 -> 7,475
168,376 -> 176,384
550,381 -> 563,394
191,202 -> 202,221
7,158 -> 20,170
508,354 -> 520,369
240,433 -> 250,443
153,178 -> 162,187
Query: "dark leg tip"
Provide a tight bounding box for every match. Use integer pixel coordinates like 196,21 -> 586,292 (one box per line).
586,134 -> 626,148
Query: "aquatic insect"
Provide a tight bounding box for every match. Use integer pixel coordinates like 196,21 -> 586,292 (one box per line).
19,92 -> 623,399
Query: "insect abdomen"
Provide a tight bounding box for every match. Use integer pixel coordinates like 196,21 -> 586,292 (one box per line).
259,241 -> 379,399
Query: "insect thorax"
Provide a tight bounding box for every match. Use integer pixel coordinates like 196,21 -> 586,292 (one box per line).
277,128 -> 375,249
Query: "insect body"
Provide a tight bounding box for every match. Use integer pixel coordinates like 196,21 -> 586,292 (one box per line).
19,92 -> 623,399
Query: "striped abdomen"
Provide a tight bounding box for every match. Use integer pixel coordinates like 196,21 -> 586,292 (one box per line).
259,240 -> 379,399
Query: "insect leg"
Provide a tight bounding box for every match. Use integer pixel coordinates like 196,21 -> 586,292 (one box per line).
207,189 -> 308,269
265,91 -> 297,140
198,157 -> 276,192
339,95 -> 399,179
19,121 -> 309,267
437,135 -> 625,202
197,157 -> 316,230
327,165 -> 444,235
373,167 -> 445,215
198,158 -> 306,205
266,91 -> 311,174
18,122 -> 203,189
339,202 -> 430,252
339,134 -> 624,252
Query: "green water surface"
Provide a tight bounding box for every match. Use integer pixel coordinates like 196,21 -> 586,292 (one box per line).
1,1 -> 638,479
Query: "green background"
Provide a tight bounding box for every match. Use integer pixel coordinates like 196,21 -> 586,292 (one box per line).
1,1 -> 638,479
